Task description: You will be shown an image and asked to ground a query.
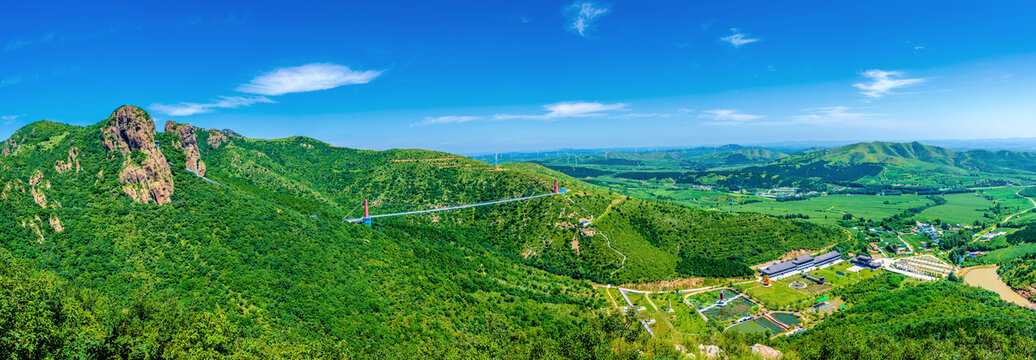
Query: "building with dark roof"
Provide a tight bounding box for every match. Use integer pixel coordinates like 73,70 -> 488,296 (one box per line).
759,250 -> 842,279
803,273 -> 826,284
850,254 -> 882,269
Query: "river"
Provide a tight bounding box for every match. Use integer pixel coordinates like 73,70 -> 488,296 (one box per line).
962,266 -> 1036,309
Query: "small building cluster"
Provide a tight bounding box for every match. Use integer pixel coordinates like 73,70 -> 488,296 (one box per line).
850,254 -> 882,269
912,221 -> 943,245
759,251 -> 842,280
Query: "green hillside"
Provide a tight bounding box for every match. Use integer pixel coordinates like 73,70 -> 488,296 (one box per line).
0,106 -> 848,358
790,277 -> 1036,359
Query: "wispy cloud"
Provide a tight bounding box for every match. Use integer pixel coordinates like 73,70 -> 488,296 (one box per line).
236,63 -> 382,96
412,115 -> 483,127
1,114 -> 26,126
699,109 -> 763,125
3,32 -> 56,51
0,76 -> 22,87
153,63 -> 379,116
494,101 -> 628,120
568,2 -> 609,37
790,106 -> 869,125
853,69 -> 926,98
413,101 -> 629,126
721,28 -> 759,48
150,96 -> 275,117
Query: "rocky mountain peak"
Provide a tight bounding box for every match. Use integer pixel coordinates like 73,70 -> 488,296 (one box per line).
165,121 -> 207,177
101,106 -> 175,205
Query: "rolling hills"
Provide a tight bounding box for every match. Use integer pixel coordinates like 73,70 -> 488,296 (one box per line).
0,106 -> 848,357
540,141 -> 1036,193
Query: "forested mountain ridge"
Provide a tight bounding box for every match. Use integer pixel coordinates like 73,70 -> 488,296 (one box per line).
609,141 -> 1036,191
0,106 -> 845,358
815,141 -> 1036,174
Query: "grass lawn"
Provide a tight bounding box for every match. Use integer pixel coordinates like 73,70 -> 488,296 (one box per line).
653,292 -> 713,335
727,319 -> 771,335
625,292 -> 652,312
648,312 -> 671,336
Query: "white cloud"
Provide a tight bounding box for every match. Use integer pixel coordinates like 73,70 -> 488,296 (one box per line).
1,114 -> 26,126
791,106 -> 869,125
721,28 -> 759,48
853,69 -> 926,98
150,96 -> 275,117
3,32 -> 56,51
494,101 -> 628,120
412,115 -> 483,127
568,2 -> 609,37
236,63 -> 382,96
413,101 -> 629,126
699,109 -> 763,125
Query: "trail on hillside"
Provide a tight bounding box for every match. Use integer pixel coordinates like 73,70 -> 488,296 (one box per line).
566,195 -> 627,277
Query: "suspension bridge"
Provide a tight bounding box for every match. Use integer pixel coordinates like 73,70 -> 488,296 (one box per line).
345,180 -> 567,225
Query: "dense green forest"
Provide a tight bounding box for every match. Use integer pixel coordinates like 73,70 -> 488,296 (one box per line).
998,253 -> 1036,294
4,107 -> 1035,358
789,275 -> 1036,359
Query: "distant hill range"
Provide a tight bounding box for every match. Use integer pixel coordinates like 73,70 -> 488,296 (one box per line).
527,141 -> 1036,192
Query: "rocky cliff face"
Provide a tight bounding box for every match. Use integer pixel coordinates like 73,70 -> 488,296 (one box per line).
207,129 -> 228,149
101,106 -> 174,205
165,121 -> 206,177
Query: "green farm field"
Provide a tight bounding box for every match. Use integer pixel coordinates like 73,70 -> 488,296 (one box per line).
734,195 -> 933,227
966,243 -> 1036,266
914,187 -> 1035,226
916,192 -> 992,225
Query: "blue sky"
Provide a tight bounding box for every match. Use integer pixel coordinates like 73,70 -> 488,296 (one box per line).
2,0 -> 1034,154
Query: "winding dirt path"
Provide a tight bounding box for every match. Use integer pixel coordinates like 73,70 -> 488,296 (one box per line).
1001,190 -> 1036,224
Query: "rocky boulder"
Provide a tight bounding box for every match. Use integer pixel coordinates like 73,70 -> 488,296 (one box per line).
750,344 -> 782,359
101,106 -> 174,205
165,121 -> 207,177
698,344 -> 726,359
